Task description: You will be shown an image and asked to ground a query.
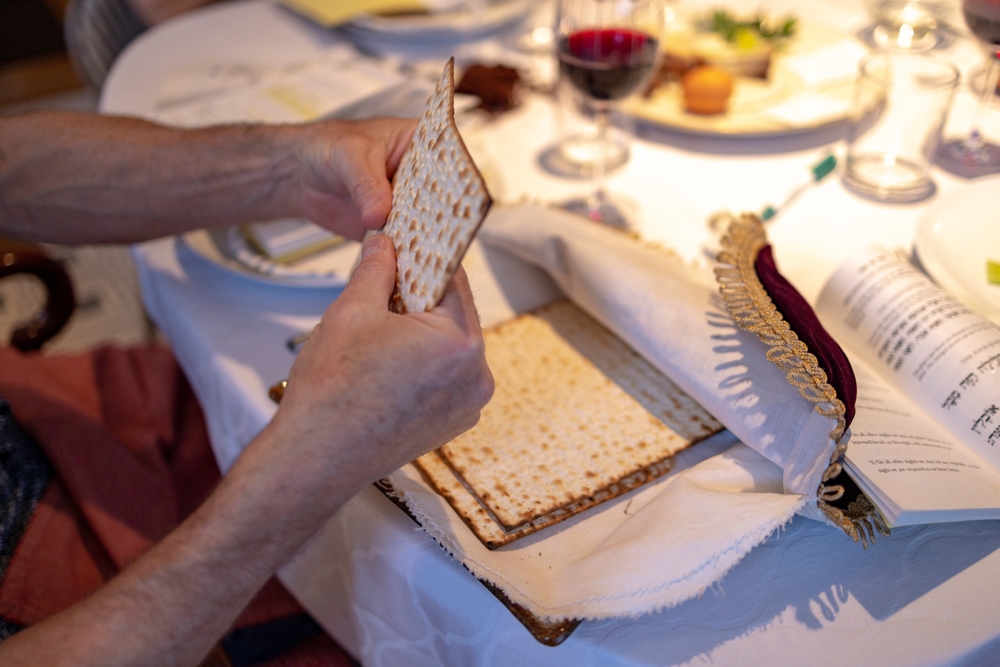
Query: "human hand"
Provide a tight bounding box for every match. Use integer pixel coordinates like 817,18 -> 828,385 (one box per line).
255,233 -> 493,516
294,118 -> 416,241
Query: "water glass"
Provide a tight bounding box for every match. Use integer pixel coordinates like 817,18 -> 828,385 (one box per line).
843,53 -> 959,202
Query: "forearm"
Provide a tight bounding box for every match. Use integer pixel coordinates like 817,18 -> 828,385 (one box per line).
0,236 -> 491,666
0,420 -> 355,667
0,112 -> 303,244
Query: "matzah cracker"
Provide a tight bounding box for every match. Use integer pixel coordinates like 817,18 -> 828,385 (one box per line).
382,57 -> 492,314
415,449 -> 673,549
414,300 -> 723,547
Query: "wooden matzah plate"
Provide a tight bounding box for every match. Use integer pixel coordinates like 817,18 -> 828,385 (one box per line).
373,477 -> 581,647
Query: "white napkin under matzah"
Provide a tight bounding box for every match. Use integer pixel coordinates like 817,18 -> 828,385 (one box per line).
387,204 -> 841,621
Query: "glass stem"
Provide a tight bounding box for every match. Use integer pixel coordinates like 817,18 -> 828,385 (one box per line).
587,107 -> 609,221
963,50 -> 1000,159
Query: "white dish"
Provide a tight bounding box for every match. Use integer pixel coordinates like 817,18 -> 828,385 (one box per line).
340,0 -> 529,51
181,227 -> 359,288
914,176 -> 1000,326
625,20 -> 862,137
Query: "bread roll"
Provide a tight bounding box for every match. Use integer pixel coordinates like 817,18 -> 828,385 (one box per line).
681,65 -> 734,115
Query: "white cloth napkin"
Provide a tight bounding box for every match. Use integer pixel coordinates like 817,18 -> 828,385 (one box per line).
387,204 -> 844,620
390,439 -> 806,620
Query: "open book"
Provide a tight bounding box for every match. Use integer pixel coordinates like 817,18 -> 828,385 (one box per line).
816,248 -> 1000,526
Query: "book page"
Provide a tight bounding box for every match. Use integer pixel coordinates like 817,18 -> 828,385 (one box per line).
843,362 -> 1000,523
816,248 -> 1000,471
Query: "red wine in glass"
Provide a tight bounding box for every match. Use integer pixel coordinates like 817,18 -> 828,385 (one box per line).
558,28 -> 659,102
963,0 -> 1000,45
555,0 -> 663,228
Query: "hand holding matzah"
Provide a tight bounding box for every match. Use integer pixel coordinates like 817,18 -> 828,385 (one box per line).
270,58 -> 491,406
295,117 -> 416,240
264,59 -> 495,515
380,58 -> 492,313
265,233 -> 493,508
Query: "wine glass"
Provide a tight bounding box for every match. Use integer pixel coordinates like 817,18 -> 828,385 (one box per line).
937,0 -> 1000,177
556,0 -> 662,228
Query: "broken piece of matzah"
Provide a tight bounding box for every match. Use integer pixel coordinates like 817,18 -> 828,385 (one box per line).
413,300 -> 724,549
382,57 -> 492,314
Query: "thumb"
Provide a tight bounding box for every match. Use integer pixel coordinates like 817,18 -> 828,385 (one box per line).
341,234 -> 398,309
334,140 -> 394,229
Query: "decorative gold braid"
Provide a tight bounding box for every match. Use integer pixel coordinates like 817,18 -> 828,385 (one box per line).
713,213 -> 846,443
712,213 -> 889,546
818,495 -> 889,549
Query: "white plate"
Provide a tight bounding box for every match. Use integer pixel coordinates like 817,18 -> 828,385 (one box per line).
181,227 -> 359,288
625,20 -> 861,137
340,0 -> 529,50
914,176 -> 1000,326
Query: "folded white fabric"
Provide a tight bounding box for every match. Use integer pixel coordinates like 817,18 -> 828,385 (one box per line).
386,203 -> 844,620
478,204 -> 839,497
390,440 -> 805,620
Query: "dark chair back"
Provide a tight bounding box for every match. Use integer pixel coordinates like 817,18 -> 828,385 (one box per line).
0,238 -> 76,351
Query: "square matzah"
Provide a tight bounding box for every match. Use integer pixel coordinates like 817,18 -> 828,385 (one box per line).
414,300 -> 724,548
382,57 -> 492,314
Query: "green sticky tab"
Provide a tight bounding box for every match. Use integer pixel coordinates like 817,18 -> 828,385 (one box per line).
811,154 -> 837,182
988,260 -> 1000,285
761,205 -> 776,221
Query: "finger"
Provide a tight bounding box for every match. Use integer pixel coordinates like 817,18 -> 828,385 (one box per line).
384,118 -> 418,173
333,138 -> 394,230
307,199 -> 366,241
352,118 -> 417,228
434,266 -> 483,335
327,215 -> 367,242
339,234 -> 397,309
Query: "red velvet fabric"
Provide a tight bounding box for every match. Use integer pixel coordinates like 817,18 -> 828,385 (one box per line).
754,245 -> 857,426
0,345 -> 353,666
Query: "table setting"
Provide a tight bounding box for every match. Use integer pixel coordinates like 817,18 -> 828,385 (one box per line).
100,0 -> 1000,663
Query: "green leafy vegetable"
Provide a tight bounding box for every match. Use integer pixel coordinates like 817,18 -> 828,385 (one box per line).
705,10 -> 797,46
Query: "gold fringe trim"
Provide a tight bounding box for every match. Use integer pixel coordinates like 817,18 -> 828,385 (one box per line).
713,213 -> 889,545
819,495 -> 890,549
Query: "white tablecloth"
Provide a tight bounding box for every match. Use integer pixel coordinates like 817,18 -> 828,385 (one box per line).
104,1 -> 1000,664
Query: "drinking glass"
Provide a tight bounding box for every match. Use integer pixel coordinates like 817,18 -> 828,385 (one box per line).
556,0 -> 662,228
844,53 -> 958,202
866,0 -> 952,51
938,0 -> 1000,177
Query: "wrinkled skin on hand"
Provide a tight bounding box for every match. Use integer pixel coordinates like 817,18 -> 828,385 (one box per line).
296,118 -> 417,241
258,234 -> 494,516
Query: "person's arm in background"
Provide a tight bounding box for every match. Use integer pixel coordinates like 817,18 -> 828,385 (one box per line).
0,111 -> 414,244
0,234 -> 494,666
